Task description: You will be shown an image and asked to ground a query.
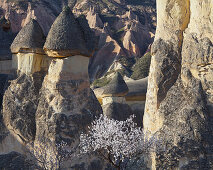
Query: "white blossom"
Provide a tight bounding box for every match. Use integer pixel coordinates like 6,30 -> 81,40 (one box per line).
79,114 -> 157,169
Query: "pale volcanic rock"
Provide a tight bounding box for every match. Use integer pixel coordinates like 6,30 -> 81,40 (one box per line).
187,0 -> 213,41
102,72 -> 129,97
105,60 -> 130,79
101,72 -> 132,121
10,19 -> 49,75
86,7 -> 103,29
93,76 -> 147,126
123,30 -> 141,57
23,2 -> 56,35
10,19 -> 45,54
121,11 -> 153,57
2,19 -> 48,146
34,6 -> 103,169
154,0 -> 190,42
0,0 -> 57,34
89,33 -> 125,81
35,57 -> 102,169
125,77 -> 148,102
144,0 -> 213,169
144,0 -> 190,133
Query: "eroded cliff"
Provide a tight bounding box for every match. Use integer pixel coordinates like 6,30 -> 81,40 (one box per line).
144,0 -> 213,169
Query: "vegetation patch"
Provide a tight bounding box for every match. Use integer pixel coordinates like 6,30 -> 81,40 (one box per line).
131,52 -> 151,80
92,76 -> 111,88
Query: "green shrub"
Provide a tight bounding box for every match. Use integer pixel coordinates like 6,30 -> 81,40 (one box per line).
92,76 -> 111,88
118,56 -> 136,69
131,52 -> 151,80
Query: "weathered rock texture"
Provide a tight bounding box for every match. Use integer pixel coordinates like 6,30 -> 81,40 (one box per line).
0,0 -> 156,81
44,7 -> 89,58
35,56 -> 102,169
2,19 -> 48,147
34,8 -> 103,169
100,72 -> 133,122
11,19 -> 49,75
144,0 -> 213,169
1,7 -> 104,169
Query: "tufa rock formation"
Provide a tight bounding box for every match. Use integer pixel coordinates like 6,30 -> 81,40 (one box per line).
86,7 -> 103,29
123,29 -> 141,57
102,72 -> 129,97
1,7 -> 103,169
1,19 -> 48,152
44,7 -> 89,58
0,0 -> 156,82
11,19 -> 49,75
35,7 -> 102,169
101,72 -> 132,121
144,0 -> 213,169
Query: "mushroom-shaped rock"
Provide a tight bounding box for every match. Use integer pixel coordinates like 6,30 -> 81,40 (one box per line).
44,7 -> 89,58
101,73 -> 133,122
102,72 -> 129,97
2,20 -> 49,145
11,19 -> 45,54
10,19 -> 49,75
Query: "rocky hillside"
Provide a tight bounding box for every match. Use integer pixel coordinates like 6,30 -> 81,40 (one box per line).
0,0 -> 156,81
144,0 -> 213,169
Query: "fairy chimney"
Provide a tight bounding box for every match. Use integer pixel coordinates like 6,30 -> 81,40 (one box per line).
35,7 -> 102,169
101,72 -> 132,120
11,19 -> 49,75
44,7 -> 89,58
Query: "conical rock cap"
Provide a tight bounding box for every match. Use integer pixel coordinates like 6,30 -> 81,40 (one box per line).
103,72 -> 129,97
44,6 -> 89,57
11,19 -> 45,54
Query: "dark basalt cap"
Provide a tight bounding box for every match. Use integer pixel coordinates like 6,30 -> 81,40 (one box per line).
10,19 -> 45,54
44,6 -> 89,57
103,72 -> 129,97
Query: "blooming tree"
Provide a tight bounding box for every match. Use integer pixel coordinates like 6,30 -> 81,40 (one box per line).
79,115 -> 157,170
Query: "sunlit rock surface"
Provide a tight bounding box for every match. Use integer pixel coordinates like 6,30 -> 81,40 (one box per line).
144,0 -> 213,169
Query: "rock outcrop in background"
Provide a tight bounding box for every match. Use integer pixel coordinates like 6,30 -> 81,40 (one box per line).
144,0 -> 213,169
0,0 -> 156,82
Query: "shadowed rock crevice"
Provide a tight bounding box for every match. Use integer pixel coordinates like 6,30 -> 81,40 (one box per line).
151,39 -> 181,106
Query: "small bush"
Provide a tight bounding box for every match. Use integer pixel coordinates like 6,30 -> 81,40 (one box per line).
92,76 -> 111,88
118,56 -> 136,69
131,52 -> 151,80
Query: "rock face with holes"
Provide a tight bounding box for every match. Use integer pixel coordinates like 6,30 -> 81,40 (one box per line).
144,0 -> 213,169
